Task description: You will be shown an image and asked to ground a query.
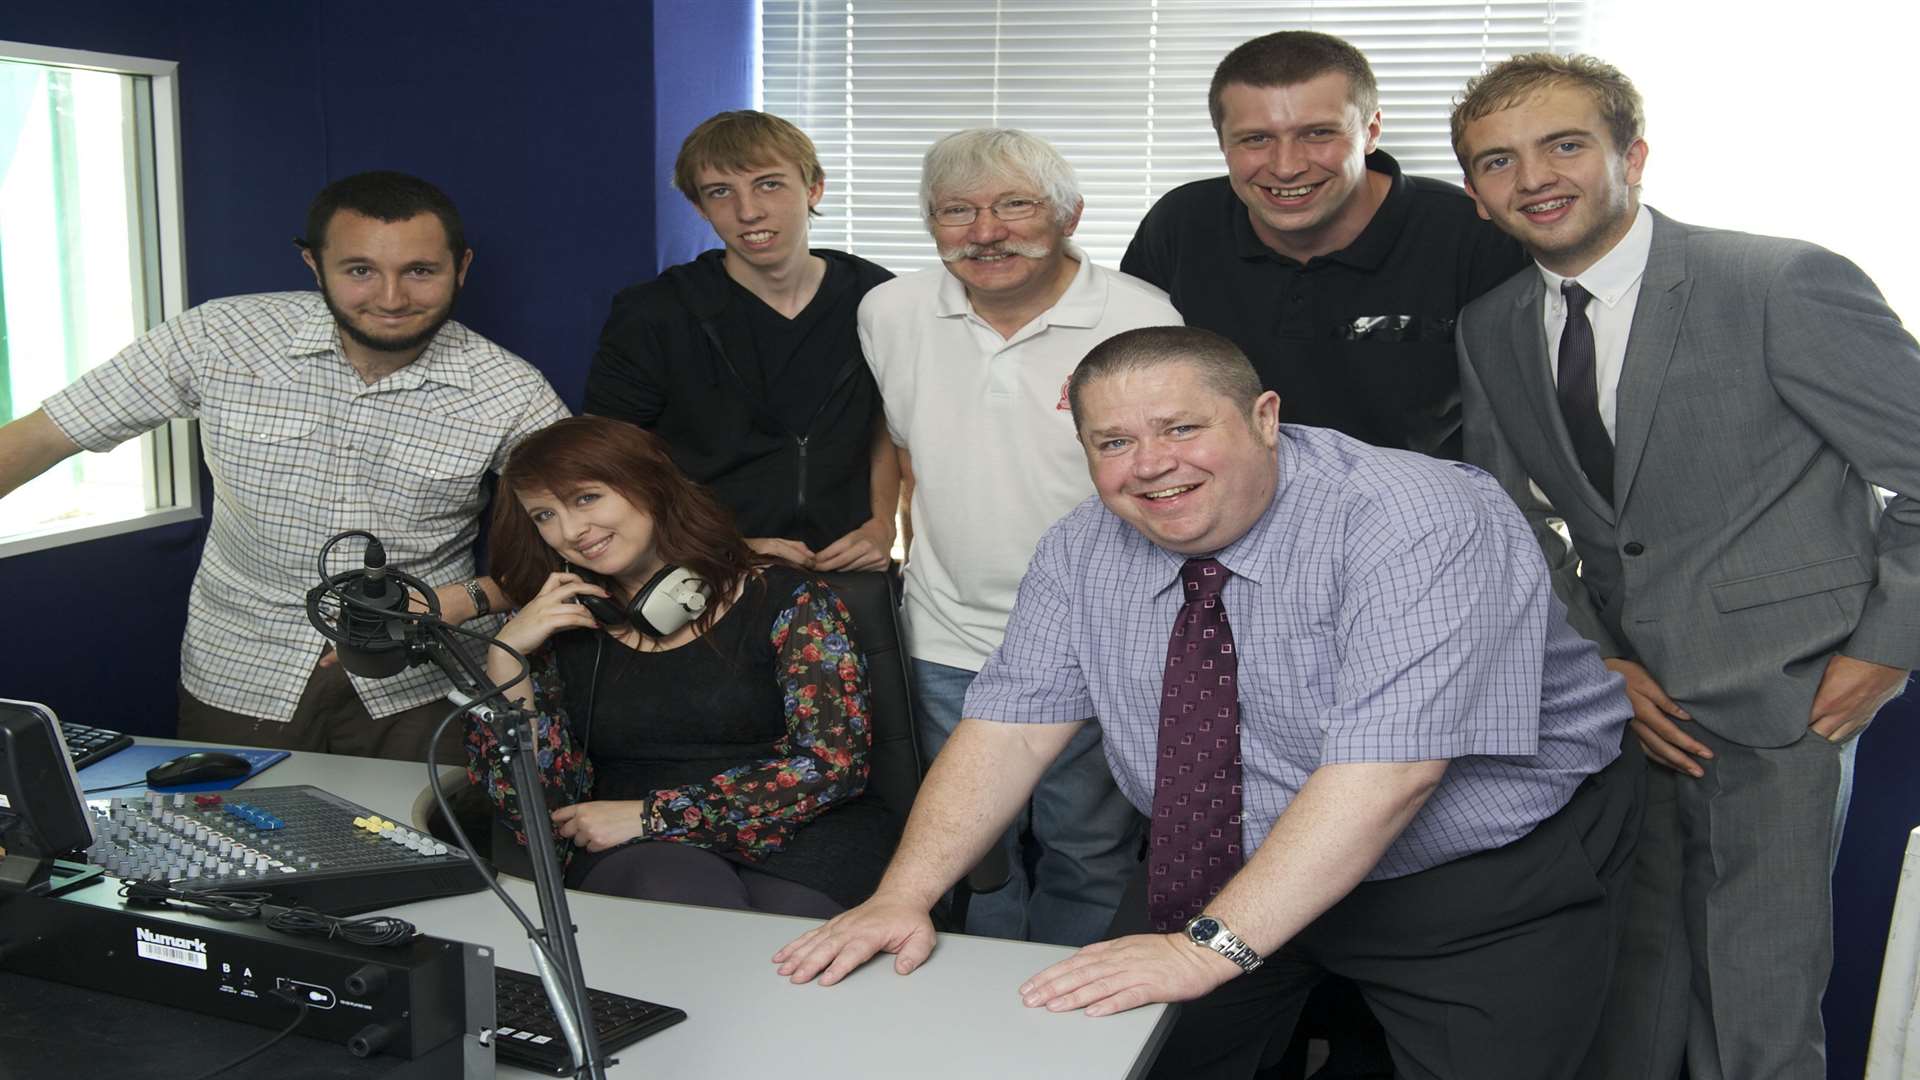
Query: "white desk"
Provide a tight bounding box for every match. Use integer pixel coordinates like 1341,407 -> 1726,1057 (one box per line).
185,745 -> 1174,1078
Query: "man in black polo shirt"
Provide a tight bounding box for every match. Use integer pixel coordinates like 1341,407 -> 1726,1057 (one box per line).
1122,31 -> 1525,460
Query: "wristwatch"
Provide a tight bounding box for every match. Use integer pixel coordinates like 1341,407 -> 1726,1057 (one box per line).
1183,913 -> 1264,973
461,578 -> 491,618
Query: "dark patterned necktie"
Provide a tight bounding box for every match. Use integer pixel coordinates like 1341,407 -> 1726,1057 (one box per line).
1147,557 -> 1245,931
1557,281 -> 1615,503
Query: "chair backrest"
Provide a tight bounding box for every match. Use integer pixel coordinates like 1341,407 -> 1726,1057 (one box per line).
816,571 -> 923,830
484,570 -> 924,880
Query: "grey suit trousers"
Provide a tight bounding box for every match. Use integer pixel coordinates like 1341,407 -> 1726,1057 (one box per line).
1593,729 -> 1855,1080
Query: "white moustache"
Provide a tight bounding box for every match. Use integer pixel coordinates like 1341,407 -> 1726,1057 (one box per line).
938,238 -> 1052,263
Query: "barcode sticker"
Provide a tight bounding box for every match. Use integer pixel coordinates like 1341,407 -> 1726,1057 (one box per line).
136,940 -> 209,970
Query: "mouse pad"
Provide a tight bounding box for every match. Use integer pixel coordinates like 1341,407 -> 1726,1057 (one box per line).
77,745 -> 290,796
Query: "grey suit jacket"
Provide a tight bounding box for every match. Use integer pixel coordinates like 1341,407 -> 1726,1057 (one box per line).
1458,209 -> 1920,746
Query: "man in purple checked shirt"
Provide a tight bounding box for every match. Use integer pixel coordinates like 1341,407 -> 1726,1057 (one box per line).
775,325 -> 1640,1080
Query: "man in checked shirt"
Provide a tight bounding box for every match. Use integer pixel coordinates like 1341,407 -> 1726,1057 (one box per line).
776,326 -> 1642,1079
0,171 -> 567,762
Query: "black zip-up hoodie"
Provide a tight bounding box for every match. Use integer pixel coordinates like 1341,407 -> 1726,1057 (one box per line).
584,249 -> 894,550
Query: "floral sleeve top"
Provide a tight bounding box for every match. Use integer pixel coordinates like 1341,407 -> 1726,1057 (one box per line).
464,576 -> 872,869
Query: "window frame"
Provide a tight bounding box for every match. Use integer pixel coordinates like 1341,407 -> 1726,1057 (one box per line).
0,39 -> 199,560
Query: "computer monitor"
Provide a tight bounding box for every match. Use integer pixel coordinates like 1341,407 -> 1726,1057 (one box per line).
0,699 -> 95,894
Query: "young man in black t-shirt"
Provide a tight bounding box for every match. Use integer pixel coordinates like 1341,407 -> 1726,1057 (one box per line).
586,111 -> 896,569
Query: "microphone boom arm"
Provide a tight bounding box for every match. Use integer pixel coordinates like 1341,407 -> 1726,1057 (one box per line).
306,531 -> 610,1078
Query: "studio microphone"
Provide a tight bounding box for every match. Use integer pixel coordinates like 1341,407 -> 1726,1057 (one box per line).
331,535 -> 414,678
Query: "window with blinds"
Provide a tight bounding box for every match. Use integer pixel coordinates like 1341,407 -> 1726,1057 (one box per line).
761,0 -> 1590,275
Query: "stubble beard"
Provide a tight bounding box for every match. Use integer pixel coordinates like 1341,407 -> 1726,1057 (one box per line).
318,277 -> 460,355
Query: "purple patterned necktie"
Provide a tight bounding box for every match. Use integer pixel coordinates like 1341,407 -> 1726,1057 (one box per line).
1147,556 -> 1245,931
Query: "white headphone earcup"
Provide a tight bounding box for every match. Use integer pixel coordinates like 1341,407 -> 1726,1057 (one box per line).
631,565 -> 711,637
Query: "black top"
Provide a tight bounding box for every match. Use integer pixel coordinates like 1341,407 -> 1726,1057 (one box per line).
731,261 -> 851,434
550,566 -> 897,907
584,249 -> 895,549
1121,151 -> 1528,459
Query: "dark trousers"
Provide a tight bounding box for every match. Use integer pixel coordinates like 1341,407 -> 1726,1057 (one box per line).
569,842 -> 844,919
1124,749 -> 1644,1080
177,657 -> 466,764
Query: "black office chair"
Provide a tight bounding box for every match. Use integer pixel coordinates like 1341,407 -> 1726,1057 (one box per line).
815,571 -> 920,832
816,571 -> 1008,927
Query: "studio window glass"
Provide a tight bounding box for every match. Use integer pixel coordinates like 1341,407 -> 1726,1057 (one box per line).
0,42 -> 194,557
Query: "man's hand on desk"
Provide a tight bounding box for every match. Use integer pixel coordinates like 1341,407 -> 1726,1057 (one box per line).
1019,933 -> 1240,1017
771,892 -> 938,986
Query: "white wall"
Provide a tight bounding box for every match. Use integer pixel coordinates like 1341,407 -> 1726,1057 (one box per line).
1590,0 -> 1920,322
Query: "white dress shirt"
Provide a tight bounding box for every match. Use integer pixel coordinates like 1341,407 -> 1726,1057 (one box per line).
1537,204 -> 1654,440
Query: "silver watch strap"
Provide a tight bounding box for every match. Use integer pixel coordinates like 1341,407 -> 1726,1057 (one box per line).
1210,930 -> 1263,973
462,578 -> 490,618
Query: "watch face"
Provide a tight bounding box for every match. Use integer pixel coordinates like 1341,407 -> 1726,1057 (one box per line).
1188,916 -> 1221,944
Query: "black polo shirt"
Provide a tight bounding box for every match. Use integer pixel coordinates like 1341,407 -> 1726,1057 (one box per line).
1121,151 -> 1527,459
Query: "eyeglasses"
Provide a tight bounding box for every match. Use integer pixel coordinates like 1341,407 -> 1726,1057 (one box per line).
928,197 -> 1048,227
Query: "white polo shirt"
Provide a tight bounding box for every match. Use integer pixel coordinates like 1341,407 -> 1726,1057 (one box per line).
858,245 -> 1182,671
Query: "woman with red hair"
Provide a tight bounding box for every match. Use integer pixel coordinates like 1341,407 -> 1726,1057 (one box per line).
469,416 -> 895,915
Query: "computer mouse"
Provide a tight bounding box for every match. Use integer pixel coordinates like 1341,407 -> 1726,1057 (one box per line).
146,750 -> 253,787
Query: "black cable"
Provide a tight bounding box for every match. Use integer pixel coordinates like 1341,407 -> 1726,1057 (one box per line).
262,904 -> 417,947
582,631 -> 606,755
114,879 -> 418,946
420,619 -> 602,1067
419,620 -> 572,982
185,985 -> 309,1080
119,880 -> 270,921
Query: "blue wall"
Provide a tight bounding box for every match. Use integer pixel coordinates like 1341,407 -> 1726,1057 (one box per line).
653,1 -> 757,269
0,5 -> 1910,1077
0,0 -> 753,736
1828,709 -> 1919,1078
2,1 -> 360,736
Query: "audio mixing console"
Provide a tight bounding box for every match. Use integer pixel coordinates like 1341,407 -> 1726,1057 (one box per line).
82,785 -> 486,914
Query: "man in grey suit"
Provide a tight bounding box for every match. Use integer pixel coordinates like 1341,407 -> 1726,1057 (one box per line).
1450,53 -> 1920,1079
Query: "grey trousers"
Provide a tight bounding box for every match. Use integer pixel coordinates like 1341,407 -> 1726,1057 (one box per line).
1591,726 -> 1855,1080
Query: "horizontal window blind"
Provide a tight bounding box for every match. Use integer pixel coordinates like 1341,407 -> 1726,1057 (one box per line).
761,0 -> 1588,275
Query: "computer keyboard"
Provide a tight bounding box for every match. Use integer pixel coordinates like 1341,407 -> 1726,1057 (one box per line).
493,965 -> 686,1075
60,721 -> 134,771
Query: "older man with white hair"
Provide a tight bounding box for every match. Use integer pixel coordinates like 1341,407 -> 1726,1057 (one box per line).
858,128 -> 1182,944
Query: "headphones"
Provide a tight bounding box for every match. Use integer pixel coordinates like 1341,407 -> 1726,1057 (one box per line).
573,563 -> 711,638
569,562 -> 712,758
